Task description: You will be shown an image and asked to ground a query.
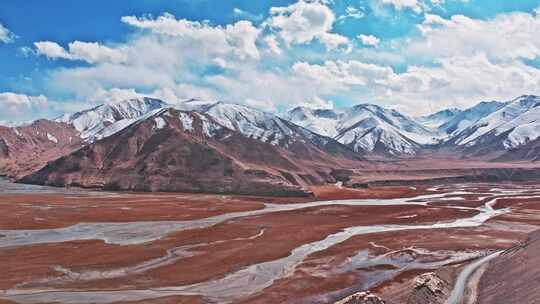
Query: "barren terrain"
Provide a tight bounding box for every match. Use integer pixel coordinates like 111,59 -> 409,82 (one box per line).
1,180 -> 540,304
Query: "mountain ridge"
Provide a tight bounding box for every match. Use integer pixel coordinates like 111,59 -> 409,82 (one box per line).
20,107 -> 364,195
3,94 -> 540,194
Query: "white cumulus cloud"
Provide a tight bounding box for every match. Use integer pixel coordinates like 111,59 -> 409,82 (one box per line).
0,92 -> 48,121
411,12 -> 540,61
381,0 -> 423,13
358,34 -> 380,47
293,60 -> 394,88
290,54 -> 540,115
34,41 -> 128,64
337,6 -> 365,21
20,2 -> 540,118
266,0 -> 351,52
122,13 -> 261,60
0,22 -> 15,43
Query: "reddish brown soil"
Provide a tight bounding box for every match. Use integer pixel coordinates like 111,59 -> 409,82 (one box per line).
113,296 -> 204,304
0,193 -> 265,229
0,185 -> 439,294
0,201 -> 468,290
241,225 -> 528,304
0,185 -> 430,230
1,184 -> 540,304
308,185 -> 429,200
477,230 -> 540,304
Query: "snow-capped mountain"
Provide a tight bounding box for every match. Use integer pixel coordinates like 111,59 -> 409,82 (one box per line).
416,108 -> 461,129
449,95 -> 540,153
439,101 -> 506,136
53,97 -> 354,157
176,100 -> 349,153
284,104 -> 444,155
22,106 -> 362,195
57,97 -> 168,141
5,93 -> 540,172
283,107 -> 342,137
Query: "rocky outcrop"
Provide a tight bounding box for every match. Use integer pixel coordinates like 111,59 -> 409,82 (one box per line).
335,291 -> 386,304
408,272 -> 451,304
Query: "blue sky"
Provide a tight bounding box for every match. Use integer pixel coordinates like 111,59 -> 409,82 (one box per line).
1,0 -> 540,122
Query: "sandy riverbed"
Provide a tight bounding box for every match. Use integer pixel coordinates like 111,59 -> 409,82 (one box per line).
1,181 -> 540,303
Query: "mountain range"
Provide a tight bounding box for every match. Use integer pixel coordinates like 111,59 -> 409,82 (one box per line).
2,94 -> 540,195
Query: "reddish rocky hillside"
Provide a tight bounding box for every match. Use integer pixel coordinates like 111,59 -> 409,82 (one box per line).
0,120 -> 82,178
478,230 -> 540,304
20,108 -> 365,196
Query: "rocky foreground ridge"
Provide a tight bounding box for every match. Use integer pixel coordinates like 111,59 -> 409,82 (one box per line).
335,229 -> 540,304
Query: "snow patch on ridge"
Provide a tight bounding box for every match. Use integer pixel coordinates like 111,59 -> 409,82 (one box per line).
154,117 -> 166,130
195,113 -> 223,138
46,133 -> 58,144
178,112 -> 193,132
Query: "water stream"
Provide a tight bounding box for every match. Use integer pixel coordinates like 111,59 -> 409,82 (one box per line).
3,193 -> 536,304
1,184 -> 538,304
445,251 -> 502,304
0,192 -> 471,248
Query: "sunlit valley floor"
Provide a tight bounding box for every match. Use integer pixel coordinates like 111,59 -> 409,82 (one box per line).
1,180 -> 540,304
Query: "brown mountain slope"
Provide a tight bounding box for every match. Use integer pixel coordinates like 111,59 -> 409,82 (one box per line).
477,230 -> 540,304
20,108 -> 366,196
0,120 -> 82,178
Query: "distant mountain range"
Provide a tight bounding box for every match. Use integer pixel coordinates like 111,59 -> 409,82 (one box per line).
286,95 -> 540,158
284,103 -> 443,156
2,94 -> 540,195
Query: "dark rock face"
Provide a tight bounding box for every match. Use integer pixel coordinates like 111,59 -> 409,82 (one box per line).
331,169 -> 354,182
496,137 -> 540,161
0,139 -> 9,158
20,109 -> 361,196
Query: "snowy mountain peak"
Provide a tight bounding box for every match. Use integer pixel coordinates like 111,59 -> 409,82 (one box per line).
286,106 -> 340,120
286,106 -> 314,121
508,95 -> 540,108
175,101 -> 338,149
417,108 -> 461,129
285,102 -> 445,156
445,95 -> 540,153
42,94 -> 540,159
58,97 -> 169,140
284,95 -> 540,158
439,100 -> 506,135
282,107 -> 343,138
